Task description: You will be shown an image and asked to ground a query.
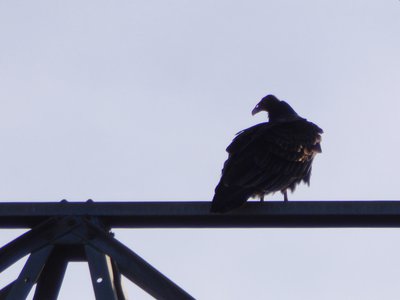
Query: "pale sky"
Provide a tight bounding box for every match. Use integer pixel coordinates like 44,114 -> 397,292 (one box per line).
1,1 -> 400,299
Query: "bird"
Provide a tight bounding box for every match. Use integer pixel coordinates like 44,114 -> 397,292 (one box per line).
210,94 -> 323,213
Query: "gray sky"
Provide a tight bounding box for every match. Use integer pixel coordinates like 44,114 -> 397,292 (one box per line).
1,0 -> 400,299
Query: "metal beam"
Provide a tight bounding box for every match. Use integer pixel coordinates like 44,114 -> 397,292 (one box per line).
110,258 -> 126,300
1,201 -> 400,228
0,217 -> 80,273
5,246 -> 53,300
85,245 -> 119,300
0,281 -> 15,299
0,216 -> 194,300
33,247 -> 69,300
81,219 -> 194,300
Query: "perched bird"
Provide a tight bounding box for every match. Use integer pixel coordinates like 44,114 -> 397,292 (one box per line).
211,95 -> 323,213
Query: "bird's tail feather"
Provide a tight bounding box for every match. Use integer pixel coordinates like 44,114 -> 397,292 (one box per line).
210,184 -> 251,213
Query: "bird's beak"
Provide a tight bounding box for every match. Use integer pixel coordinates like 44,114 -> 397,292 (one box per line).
251,105 -> 261,116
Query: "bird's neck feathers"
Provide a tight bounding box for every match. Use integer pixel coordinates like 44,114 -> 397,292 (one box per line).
268,101 -> 301,122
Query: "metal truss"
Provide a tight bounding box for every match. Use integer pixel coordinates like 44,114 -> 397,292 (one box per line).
1,200 -> 400,299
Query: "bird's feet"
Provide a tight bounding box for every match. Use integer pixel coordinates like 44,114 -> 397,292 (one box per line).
283,190 -> 288,202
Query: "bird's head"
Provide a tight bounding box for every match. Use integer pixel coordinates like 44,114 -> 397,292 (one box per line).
251,95 -> 281,116
252,94 -> 299,122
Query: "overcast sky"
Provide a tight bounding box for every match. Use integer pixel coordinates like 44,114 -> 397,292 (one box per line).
1,1 -> 400,299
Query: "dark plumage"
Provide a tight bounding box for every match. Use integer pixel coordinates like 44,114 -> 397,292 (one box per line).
211,95 -> 323,213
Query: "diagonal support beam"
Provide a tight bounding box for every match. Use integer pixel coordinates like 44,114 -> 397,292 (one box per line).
33,247 -> 69,300
0,217 -> 80,274
80,220 -> 195,300
0,281 -> 15,299
110,258 -> 126,300
85,245 -> 119,300
0,216 -> 195,299
5,245 -> 53,300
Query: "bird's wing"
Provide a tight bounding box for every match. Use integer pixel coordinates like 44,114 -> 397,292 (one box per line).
226,123 -> 268,154
220,120 -> 322,189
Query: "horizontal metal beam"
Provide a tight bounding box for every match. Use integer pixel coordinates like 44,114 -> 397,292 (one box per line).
1,201 -> 400,228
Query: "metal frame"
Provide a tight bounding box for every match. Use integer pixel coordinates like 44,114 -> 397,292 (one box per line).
1,200 -> 400,299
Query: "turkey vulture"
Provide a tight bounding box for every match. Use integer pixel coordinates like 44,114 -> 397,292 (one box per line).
211,95 -> 323,213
